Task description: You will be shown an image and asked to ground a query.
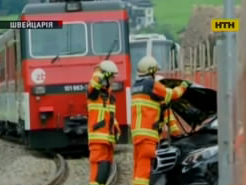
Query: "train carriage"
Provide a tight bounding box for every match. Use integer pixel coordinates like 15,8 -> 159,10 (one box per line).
0,0 -> 131,149
129,33 -> 181,83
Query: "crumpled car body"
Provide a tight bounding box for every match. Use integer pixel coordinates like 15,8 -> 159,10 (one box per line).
150,79 -> 218,185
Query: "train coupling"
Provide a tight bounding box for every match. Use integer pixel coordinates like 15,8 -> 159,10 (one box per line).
63,115 -> 87,135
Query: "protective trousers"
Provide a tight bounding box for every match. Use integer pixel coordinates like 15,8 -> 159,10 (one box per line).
133,140 -> 156,185
89,143 -> 113,185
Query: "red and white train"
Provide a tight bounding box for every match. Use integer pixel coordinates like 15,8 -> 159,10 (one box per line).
0,0 -> 131,149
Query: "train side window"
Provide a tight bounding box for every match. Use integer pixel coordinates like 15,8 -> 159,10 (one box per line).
152,41 -> 170,71
130,41 -> 147,83
92,21 -> 121,55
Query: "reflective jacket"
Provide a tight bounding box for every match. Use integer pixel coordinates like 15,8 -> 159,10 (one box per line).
87,69 -> 117,145
131,76 -> 188,144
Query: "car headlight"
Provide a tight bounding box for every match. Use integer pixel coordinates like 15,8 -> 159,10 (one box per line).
111,82 -> 124,91
32,86 -> 46,95
182,146 -> 218,165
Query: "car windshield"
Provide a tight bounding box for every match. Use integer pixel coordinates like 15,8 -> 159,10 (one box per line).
92,22 -> 120,54
152,41 -> 172,72
30,23 -> 87,57
130,41 -> 147,83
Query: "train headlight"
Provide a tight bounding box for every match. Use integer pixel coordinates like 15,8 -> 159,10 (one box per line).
32,86 -> 46,95
112,82 -> 124,91
65,1 -> 82,12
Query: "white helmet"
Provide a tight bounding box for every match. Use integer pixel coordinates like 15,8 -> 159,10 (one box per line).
137,56 -> 159,76
99,60 -> 118,76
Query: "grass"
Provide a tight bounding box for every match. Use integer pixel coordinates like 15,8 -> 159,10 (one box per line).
0,14 -> 19,34
152,0 -> 242,41
0,1 -> 242,38
0,14 -> 19,21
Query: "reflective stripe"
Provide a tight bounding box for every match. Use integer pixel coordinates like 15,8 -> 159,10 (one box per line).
132,99 -> 160,129
96,108 -> 105,122
132,99 -> 160,134
91,79 -> 102,90
88,104 -> 115,112
133,178 -> 149,185
175,87 -> 184,97
170,124 -> 180,133
164,89 -> 172,104
132,99 -> 160,110
98,109 -> 102,122
164,114 -> 176,123
89,182 -> 99,185
136,105 -> 142,129
89,182 -> 105,185
101,109 -> 105,121
89,133 -> 115,143
131,128 -> 159,139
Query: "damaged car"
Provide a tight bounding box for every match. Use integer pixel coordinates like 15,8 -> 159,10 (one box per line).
150,79 -> 218,185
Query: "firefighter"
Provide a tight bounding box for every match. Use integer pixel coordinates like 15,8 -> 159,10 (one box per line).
87,60 -> 121,185
131,56 -> 191,185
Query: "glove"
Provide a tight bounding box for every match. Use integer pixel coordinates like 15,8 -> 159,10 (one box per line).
181,80 -> 192,88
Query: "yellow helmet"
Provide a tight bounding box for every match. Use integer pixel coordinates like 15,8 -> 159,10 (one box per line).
137,56 -> 159,76
99,60 -> 119,76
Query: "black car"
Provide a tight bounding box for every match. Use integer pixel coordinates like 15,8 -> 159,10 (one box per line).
150,79 -> 218,185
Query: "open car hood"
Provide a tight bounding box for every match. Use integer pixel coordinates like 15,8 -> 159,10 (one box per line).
159,79 -> 217,128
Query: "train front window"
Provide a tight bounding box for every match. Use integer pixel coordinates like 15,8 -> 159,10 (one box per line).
92,22 -> 120,55
130,41 -> 147,82
29,23 -> 87,57
152,41 -> 171,71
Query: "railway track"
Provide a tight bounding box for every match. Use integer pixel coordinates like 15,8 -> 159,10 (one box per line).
106,160 -> 118,185
47,155 -> 117,185
106,144 -> 133,185
0,136 -> 121,185
46,154 -> 69,185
